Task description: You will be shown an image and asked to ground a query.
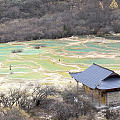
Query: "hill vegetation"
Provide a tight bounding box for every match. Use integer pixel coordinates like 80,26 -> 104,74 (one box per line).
0,85 -> 120,120
0,0 -> 119,42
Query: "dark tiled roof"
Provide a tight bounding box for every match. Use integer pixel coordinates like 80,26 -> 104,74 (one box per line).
98,76 -> 120,90
69,64 -> 116,89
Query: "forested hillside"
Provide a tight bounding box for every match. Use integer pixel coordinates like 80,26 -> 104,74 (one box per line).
0,0 -> 120,42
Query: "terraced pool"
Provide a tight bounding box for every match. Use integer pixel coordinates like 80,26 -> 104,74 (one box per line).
0,36 -> 120,91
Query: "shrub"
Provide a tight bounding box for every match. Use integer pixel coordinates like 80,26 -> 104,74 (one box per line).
0,107 -> 29,120
33,45 -> 40,49
32,85 -> 57,107
11,49 -> 23,53
105,109 -> 120,120
61,86 -> 97,117
49,101 -> 72,120
0,89 -> 23,108
0,85 -> 99,119
0,85 -> 58,112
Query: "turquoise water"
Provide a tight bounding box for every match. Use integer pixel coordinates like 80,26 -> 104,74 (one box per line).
11,46 -> 25,49
66,48 -> 112,53
19,49 -> 45,55
66,43 -> 113,54
79,58 -> 120,64
0,51 -> 11,55
0,45 -> 25,55
0,45 -> 24,49
30,44 -> 46,47
106,43 -> 120,49
0,39 -> 120,68
85,42 -> 110,50
34,40 -> 68,47
0,46 -> 11,49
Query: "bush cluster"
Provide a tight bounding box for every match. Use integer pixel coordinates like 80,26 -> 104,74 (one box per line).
0,85 -> 97,120
0,107 -> 29,120
1,85 -> 120,120
11,49 -> 23,53
0,86 -> 57,111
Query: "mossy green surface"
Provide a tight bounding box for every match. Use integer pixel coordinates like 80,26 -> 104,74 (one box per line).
35,58 -> 76,71
19,49 -> 45,55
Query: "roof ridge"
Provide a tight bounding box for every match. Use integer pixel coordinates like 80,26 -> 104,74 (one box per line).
93,63 -> 114,73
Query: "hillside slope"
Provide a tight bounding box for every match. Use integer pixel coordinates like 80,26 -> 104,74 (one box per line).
0,0 -> 119,42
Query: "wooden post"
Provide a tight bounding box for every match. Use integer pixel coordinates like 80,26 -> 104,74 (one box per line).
106,92 -> 108,106
76,81 -> 79,119
83,85 -> 85,92
77,81 -> 79,100
92,90 -> 93,102
99,91 -> 101,107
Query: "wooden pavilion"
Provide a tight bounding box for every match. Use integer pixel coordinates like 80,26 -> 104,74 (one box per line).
69,63 -> 120,107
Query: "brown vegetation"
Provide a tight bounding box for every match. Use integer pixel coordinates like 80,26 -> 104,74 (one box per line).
0,107 -> 29,120
0,0 -> 119,42
0,85 -> 120,119
0,85 -> 97,120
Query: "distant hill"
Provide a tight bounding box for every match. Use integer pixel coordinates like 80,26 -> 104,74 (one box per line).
0,0 -> 119,42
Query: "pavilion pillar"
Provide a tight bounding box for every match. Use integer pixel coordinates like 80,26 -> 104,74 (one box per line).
77,81 -> 79,99
92,90 -> 94,102
77,80 -> 79,104
83,84 -> 85,92
76,80 -> 79,118
106,92 -> 108,106
99,91 -> 101,107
